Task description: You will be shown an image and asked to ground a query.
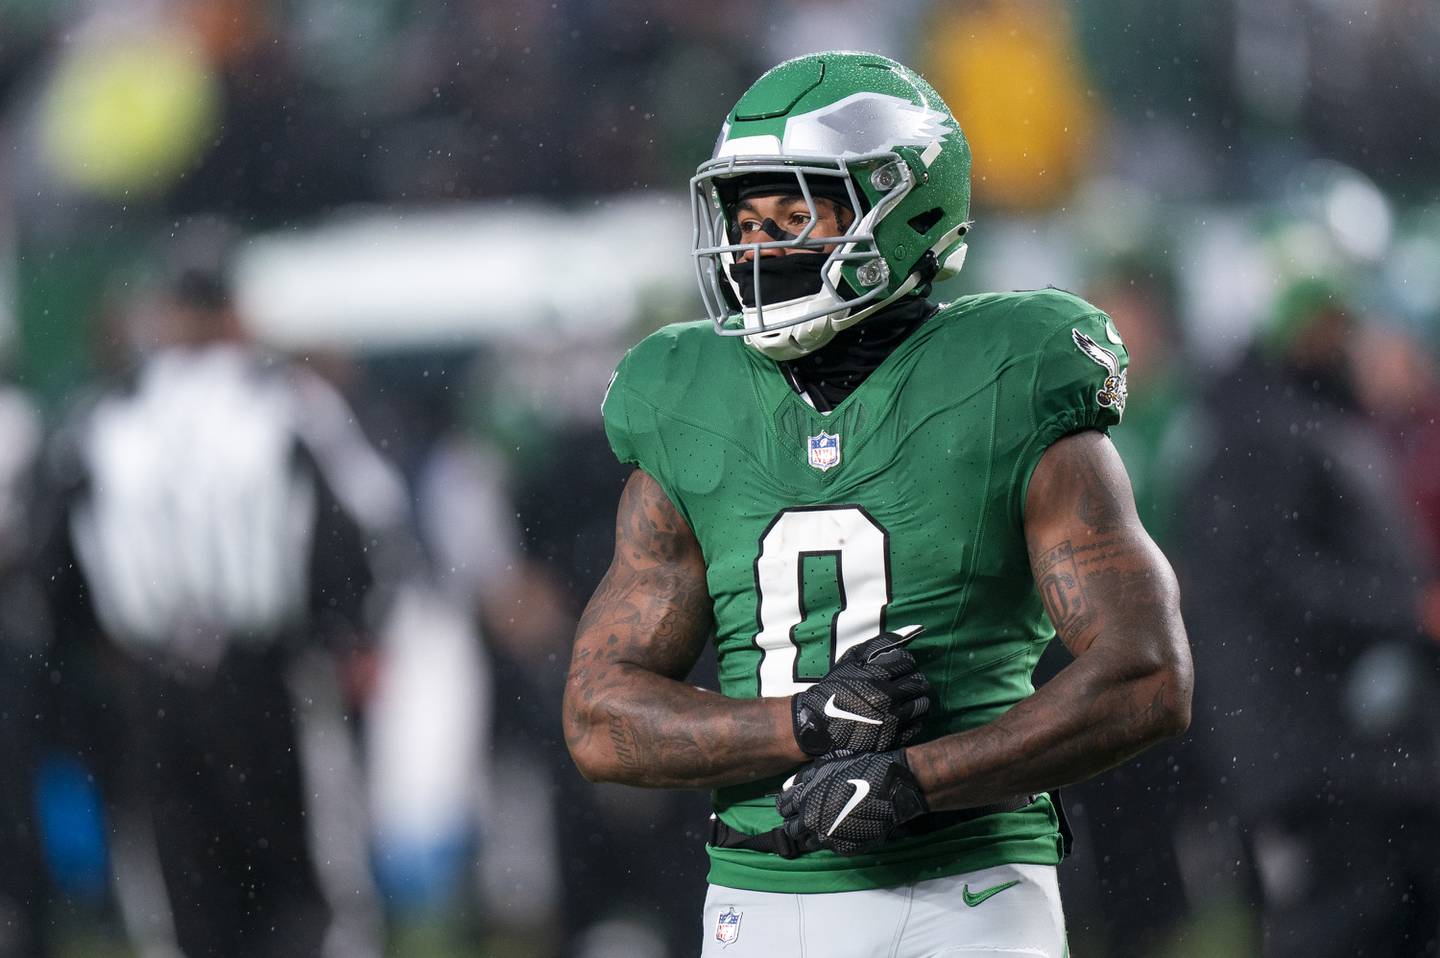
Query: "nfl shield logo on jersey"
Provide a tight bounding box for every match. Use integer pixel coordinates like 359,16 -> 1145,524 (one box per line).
715,906 -> 742,946
807,431 -> 841,472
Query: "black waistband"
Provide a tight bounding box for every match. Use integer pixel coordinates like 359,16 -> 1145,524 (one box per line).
707,794 -> 1036,860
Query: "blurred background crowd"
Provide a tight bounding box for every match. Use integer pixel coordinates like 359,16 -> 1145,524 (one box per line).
0,0 -> 1437,956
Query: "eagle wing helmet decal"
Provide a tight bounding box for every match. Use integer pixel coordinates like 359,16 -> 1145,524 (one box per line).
782,93 -> 955,156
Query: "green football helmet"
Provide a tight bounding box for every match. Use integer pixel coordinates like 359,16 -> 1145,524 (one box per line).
692,51 -> 973,360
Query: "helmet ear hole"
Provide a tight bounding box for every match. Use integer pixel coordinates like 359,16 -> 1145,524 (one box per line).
907,207 -> 945,235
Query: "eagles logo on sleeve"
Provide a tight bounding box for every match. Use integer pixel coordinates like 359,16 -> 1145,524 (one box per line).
1071,328 -> 1128,418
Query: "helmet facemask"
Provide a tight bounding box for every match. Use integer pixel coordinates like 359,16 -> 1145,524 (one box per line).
693,52 -> 975,360
692,153 -> 922,360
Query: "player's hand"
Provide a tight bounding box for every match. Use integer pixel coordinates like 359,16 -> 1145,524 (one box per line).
776,749 -> 929,856
790,625 -> 931,757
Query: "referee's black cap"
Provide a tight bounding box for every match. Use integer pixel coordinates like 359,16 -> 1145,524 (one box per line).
163,215 -> 241,311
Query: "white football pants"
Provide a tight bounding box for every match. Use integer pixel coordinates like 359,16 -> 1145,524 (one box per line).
700,863 -> 1066,958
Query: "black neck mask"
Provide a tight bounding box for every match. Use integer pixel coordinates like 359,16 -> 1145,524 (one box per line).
728,253 -> 829,308
781,297 -> 937,411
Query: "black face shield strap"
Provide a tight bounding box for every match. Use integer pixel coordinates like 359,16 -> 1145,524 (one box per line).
727,252 -> 829,308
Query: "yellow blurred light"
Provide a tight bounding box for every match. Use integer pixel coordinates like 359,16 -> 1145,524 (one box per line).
41,32 -> 220,198
923,0 -> 1095,211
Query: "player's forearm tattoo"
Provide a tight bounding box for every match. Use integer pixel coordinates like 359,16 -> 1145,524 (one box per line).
1033,541 -> 1090,644
605,703 -> 644,772
564,470 -> 801,789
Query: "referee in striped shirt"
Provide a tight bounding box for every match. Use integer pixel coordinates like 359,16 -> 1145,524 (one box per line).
36,232 -> 407,958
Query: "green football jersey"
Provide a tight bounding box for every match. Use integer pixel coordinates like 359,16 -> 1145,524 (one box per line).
602,288 -> 1129,893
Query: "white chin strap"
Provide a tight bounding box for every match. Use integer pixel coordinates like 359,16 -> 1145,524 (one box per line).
935,242 -> 968,281
742,273 -> 922,360
741,290 -> 852,361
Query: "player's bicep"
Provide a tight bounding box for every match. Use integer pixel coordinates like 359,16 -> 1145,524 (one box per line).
571,468 -> 712,681
1022,430 -> 1183,662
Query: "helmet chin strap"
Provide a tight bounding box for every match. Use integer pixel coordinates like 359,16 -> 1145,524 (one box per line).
742,228 -> 968,361
743,270 -> 924,360
935,242 -> 968,281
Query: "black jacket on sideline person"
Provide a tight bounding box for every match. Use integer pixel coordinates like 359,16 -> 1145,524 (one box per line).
1181,346 -> 1440,957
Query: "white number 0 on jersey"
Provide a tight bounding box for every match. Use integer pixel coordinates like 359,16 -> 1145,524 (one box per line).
752,506 -> 893,697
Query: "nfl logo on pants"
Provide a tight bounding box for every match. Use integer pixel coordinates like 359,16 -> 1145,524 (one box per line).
807,431 -> 841,472
715,906 -> 742,946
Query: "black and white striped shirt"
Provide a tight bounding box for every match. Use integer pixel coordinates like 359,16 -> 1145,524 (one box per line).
43,344 -> 407,658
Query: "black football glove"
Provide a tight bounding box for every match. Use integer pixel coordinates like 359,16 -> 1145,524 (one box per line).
776,749 -> 929,857
791,625 -> 931,757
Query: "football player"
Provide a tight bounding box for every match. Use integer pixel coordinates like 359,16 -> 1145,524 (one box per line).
563,51 -> 1192,957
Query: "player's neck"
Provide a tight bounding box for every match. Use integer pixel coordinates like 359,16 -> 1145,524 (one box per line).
781,297 -> 936,412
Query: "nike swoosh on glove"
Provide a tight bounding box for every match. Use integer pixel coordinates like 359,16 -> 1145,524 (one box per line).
776,749 -> 929,857
791,626 -> 932,757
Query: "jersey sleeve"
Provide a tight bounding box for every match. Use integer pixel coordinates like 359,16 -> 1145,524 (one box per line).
601,329 -> 689,479
1012,303 -> 1130,522
601,344 -> 696,529
601,351 -> 641,467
